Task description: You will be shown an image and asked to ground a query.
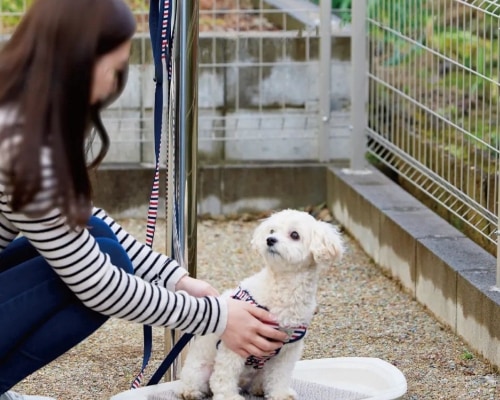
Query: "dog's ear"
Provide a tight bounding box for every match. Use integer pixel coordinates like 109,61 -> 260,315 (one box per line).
251,216 -> 270,251
310,220 -> 344,266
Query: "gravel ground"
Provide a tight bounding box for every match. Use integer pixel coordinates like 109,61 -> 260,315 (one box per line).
12,215 -> 499,400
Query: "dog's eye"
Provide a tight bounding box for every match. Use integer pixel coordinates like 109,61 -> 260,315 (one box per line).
290,231 -> 300,240
270,229 -> 275,234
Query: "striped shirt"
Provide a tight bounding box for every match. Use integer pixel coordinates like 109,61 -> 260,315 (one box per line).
0,109 -> 227,336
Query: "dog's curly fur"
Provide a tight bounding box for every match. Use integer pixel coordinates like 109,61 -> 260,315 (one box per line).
178,209 -> 344,400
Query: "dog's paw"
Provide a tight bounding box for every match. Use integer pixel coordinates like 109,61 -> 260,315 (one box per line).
177,388 -> 209,400
249,387 -> 265,397
247,382 -> 265,397
266,387 -> 297,400
212,394 -> 245,400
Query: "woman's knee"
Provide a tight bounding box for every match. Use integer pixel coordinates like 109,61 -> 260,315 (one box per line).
96,237 -> 134,274
0,237 -> 38,271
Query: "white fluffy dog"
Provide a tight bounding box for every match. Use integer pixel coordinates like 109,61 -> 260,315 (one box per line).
178,209 -> 344,400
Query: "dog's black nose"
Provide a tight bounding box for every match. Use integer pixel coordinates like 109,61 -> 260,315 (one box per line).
266,237 -> 277,247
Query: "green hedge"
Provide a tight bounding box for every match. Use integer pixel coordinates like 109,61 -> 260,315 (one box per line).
0,0 -> 148,34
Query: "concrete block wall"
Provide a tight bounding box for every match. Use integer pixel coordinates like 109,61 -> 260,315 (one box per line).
90,163 -> 326,218
327,166 -> 500,369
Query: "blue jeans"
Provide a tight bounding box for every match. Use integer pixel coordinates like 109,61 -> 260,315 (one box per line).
0,217 -> 134,393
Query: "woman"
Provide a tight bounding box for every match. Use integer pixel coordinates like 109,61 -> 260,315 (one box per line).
0,1 -> 286,399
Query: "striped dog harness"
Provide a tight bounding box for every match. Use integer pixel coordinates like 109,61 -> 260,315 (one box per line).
231,286 -> 308,369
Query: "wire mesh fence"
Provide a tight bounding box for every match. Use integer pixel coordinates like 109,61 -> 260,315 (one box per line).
364,0 -> 500,256
195,0 -> 352,164
3,0 -> 500,260
3,1 -> 500,278
0,0 -> 30,34
0,0 -> 352,165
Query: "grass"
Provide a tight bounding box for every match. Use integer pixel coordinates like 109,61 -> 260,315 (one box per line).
461,350 -> 474,361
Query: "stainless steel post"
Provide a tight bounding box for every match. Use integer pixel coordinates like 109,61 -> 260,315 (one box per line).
164,0 -> 199,381
177,0 -> 199,278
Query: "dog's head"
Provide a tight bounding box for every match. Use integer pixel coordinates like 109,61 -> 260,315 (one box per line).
251,209 -> 344,272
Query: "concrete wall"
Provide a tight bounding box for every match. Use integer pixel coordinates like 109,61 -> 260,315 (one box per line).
91,163 -> 327,218
327,166 -> 500,370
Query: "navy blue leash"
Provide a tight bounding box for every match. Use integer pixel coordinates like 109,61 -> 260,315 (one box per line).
130,0 -> 193,388
147,332 -> 194,386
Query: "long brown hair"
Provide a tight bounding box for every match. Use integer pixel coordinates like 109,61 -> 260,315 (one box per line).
0,0 -> 136,227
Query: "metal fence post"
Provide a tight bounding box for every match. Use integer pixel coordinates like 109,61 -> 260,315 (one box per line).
350,0 -> 368,169
497,32 -> 500,289
318,0 -> 332,162
497,174 -> 500,287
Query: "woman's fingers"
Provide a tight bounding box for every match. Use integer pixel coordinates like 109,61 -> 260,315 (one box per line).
228,337 -> 280,358
175,275 -> 220,297
245,304 -> 288,343
220,298 -> 288,357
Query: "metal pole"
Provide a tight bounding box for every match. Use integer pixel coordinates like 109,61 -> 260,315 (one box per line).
318,0 -> 332,162
176,0 -> 199,278
350,0 -> 368,169
497,173 -> 500,288
497,35 -> 500,289
164,0 -> 199,381
177,0 -> 199,277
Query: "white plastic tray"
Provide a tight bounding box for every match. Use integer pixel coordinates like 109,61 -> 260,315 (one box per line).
110,357 -> 407,400
292,357 -> 407,400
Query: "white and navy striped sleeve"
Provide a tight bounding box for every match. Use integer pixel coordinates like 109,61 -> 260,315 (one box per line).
91,207 -> 185,292
0,140 -> 227,336
1,207 -> 226,335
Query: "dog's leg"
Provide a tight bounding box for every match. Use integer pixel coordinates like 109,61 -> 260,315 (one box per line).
247,371 -> 265,397
209,344 -> 246,400
261,343 -> 303,400
177,336 -> 217,400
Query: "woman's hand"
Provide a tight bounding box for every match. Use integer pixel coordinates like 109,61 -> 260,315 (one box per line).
220,298 -> 288,358
174,275 -> 219,297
